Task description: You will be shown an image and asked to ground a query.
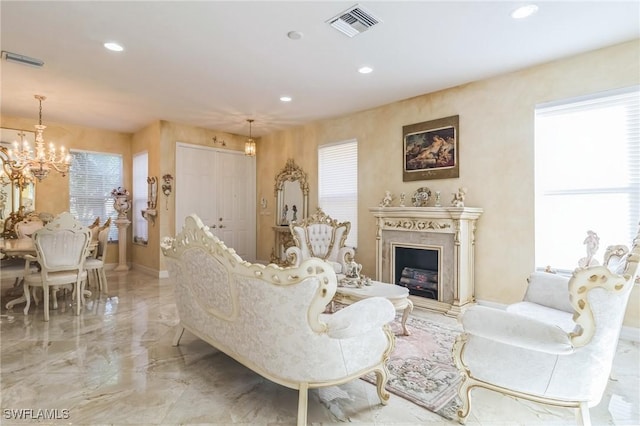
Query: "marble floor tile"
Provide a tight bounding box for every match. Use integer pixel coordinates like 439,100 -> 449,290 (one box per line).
1,270 -> 638,425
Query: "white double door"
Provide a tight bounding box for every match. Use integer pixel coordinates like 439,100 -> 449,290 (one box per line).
175,142 -> 256,262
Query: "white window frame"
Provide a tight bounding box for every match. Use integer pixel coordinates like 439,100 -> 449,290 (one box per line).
133,152 -> 148,245
534,86 -> 639,273
69,150 -> 123,241
318,139 -> 358,248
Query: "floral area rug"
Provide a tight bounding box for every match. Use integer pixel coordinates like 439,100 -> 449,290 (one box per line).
362,314 -> 463,421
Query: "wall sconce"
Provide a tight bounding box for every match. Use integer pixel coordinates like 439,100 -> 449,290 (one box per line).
212,136 -> 226,146
141,176 -> 158,225
162,174 -> 173,196
162,174 -> 173,210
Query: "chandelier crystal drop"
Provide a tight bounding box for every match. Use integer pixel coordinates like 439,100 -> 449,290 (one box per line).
9,95 -> 71,181
244,119 -> 256,157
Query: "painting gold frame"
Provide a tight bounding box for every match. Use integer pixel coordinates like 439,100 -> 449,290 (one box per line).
403,115 -> 459,181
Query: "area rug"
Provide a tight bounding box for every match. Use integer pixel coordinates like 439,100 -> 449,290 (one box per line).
362,314 -> 464,421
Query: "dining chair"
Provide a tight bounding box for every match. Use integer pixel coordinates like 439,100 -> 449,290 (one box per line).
1,217 -> 42,291
22,212 -> 91,321
14,217 -> 43,239
85,226 -> 109,294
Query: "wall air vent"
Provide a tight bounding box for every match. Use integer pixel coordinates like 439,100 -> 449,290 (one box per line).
2,51 -> 44,68
326,4 -> 381,38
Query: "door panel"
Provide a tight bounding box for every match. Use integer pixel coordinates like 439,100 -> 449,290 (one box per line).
175,143 -> 256,262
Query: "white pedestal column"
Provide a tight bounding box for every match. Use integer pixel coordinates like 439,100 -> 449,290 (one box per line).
114,218 -> 131,272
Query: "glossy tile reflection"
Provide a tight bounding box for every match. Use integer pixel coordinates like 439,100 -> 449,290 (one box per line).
1,270 -> 638,425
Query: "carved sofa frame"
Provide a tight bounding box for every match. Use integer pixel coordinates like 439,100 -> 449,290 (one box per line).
162,214 -> 396,425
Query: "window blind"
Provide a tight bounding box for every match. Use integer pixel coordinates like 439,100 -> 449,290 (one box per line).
69,151 -> 123,241
534,86 -> 639,271
133,152 -> 148,244
318,140 -> 358,248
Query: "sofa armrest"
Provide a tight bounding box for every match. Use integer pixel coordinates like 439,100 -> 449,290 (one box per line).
461,305 -> 574,354
336,246 -> 356,273
285,246 -> 302,267
324,297 -> 395,339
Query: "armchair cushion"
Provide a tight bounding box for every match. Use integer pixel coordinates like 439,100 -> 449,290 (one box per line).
522,271 -> 574,313
506,301 -> 577,333
462,305 -> 574,354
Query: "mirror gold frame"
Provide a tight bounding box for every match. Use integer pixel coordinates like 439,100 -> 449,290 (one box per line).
1,128 -> 37,236
274,159 -> 309,226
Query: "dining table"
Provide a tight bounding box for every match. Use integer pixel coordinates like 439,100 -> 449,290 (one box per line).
1,237 -> 98,311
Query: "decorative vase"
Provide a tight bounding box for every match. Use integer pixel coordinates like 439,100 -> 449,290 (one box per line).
113,195 -> 131,219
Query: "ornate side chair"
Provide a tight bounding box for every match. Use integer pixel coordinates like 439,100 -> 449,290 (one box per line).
85,226 -> 110,294
1,216 -> 42,290
453,227 -> 640,426
22,212 -> 91,321
14,216 -> 44,239
285,208 -> 355,274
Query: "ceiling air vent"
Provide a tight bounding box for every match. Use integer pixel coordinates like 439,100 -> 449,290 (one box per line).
326,4 -> 381,38
1,51 -> 44,68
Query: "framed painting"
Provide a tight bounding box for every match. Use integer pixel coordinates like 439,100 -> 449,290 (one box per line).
403,115 -> 459,181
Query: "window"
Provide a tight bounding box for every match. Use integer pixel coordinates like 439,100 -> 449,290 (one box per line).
318,140 -> 358,247
535,86 -> 639,272
69,151 -> 123,241
133,152 -> 148,245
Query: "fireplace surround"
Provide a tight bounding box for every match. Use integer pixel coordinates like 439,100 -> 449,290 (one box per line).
369,206 -> 482,316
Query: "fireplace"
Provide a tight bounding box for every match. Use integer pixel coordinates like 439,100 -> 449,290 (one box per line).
370,206 -> 482,316
393,244 -> 441,300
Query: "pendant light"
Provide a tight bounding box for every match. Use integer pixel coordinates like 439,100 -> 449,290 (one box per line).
244,119 -> 256,157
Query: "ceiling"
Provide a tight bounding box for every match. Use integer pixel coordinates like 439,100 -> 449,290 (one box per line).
1,1 -> 638,138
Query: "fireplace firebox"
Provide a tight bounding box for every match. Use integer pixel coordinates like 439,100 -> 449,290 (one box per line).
393,245 -> 441,300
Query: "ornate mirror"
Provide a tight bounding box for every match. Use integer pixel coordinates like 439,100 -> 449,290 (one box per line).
271,159 -> 309,264
1,128 -> 37,230
274,159 -> 309,226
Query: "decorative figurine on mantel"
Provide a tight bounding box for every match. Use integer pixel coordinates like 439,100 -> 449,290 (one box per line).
380,190 -> 393,207
451,187 -> 467,207
399,192 -> 406,207
434,191 -> 442,207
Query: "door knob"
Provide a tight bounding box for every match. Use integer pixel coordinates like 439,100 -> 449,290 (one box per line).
219,225 -> 225,229
210,225 -> 217,229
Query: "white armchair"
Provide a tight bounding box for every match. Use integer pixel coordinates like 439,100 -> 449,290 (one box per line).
453,230 -> 640,426
285,208 -> 355,274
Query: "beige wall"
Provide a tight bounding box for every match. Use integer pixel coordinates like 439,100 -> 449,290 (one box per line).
0,115 -> 132,265
130,121 -> 161,272
256,40 -> 640,327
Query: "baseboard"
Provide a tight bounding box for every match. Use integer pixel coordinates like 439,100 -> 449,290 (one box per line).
620,326 -> 640,343
476,299 -> 640,343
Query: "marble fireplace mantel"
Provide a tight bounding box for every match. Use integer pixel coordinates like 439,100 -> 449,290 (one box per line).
369,206 -> 483,317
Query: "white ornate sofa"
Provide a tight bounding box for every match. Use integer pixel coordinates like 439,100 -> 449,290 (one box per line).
285,207 -> 355,274
162,214 -> 396,426
453,232 -> 640,426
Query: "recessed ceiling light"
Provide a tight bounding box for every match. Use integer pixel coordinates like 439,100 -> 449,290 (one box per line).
510,4 -> 538,19
104,42 -> 124,52
358,66 -> 373,74
287,31 -> 303,40
280,96 -> 292,102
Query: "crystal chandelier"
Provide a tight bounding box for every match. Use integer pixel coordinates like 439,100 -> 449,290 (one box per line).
244,119 -> 256,157
8,95 -> 71,181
